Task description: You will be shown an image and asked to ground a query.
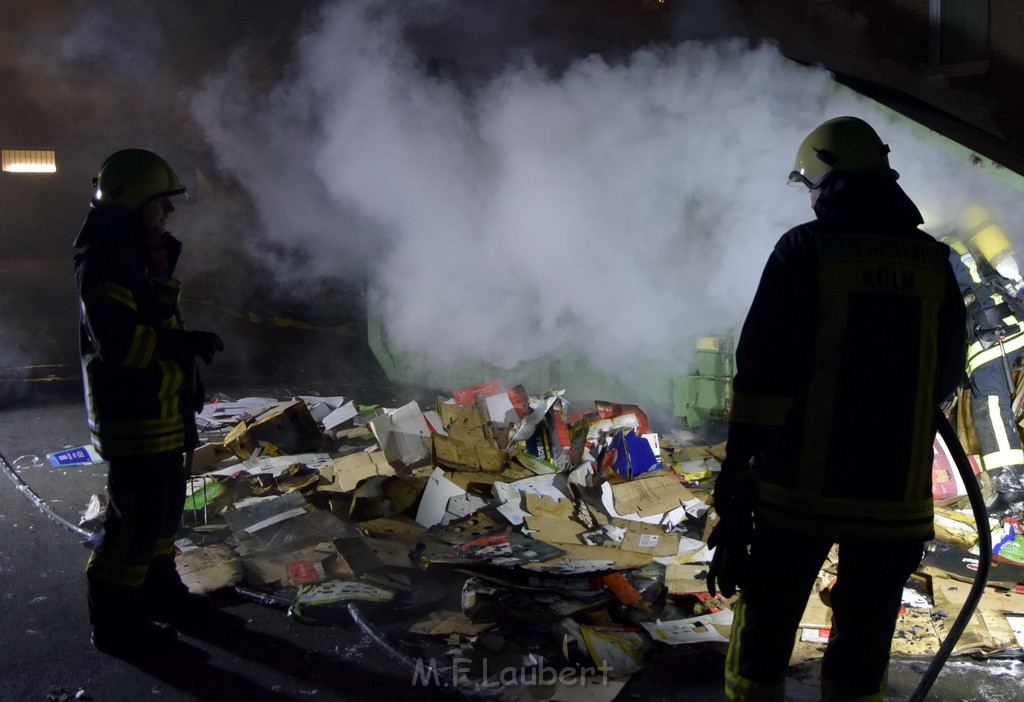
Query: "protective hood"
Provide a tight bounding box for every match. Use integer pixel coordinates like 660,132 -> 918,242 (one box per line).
73,205 -> 184,279
812,173 -> 923,229
72,206 -> 143,251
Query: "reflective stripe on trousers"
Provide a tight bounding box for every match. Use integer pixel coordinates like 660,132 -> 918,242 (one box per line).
971,393 -> 1024,471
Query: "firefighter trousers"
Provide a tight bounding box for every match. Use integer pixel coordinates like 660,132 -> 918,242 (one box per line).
86,452 -> 188,625
969,355 -> 1024,473
725,523 -> 924,702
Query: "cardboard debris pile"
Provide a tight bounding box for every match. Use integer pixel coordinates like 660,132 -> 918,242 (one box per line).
112,382 -> 1024,697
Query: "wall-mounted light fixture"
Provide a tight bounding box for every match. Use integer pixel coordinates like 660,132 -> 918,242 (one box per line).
2,149 -> 57,173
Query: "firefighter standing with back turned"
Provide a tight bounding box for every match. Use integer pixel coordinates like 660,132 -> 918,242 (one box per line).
942,205 -> 1024,517
707,117 -> 966,701
73,149 -> 224,659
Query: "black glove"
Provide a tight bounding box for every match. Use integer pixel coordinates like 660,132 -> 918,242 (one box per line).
706,460 -> 756,598
711,457 -> 757,517
707,516 -> 752,598
182,330 -> 224,365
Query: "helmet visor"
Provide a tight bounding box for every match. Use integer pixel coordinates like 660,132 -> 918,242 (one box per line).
787,170 -> 812,188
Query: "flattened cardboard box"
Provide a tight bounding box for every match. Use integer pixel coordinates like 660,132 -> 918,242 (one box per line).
176,544 -> 242,594
435,399 -> 499,447
522,493 -> 586,545
931,575 -> 1024,615
932,581 -> 998,656
432,433 -> 507,473
318,450 -> 395,493
429,510 -> 508,546
333,533 -> 420,573
979,608 -> 1023,653
522,544 -> 653,574
240,542 -> 353,588
886,608 -> 940,657
190,442 -> 222,473
358,514 -> 428,544
619,521 -> 681,557
442,470 -> 507,492
611,472 -> 695,518
409,610 -> 496,637
664,563 -> 708,595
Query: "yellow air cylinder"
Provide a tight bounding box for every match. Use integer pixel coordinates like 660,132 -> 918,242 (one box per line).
961,205 -> 1019,279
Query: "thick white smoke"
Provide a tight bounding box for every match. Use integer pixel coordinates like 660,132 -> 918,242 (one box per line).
189,0 -> 1024,404
191,3 -> 824,385
6,0 -> 1022,405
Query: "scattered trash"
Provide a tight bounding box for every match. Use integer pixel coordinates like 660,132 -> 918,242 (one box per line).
70,380 -> 1024,697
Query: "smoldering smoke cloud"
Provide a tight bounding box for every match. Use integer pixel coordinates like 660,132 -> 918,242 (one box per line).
191,0 -> 1024,399
191,2 -> 833,382
9,0 -> 1021,400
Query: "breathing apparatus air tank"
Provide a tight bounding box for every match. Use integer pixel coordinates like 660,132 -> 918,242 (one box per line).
961,204 -> 1024,292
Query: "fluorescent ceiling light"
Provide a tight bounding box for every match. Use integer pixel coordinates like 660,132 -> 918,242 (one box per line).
2,149 -> 57,173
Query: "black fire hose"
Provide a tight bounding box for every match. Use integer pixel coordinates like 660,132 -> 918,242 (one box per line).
0,448 -> 90,540
907,410 -> 992,702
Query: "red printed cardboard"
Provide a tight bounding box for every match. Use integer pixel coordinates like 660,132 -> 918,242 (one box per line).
287,560 -> 327,585
452,380 -> 504,405
596,401 -> 650,435
932,432 -> 981,504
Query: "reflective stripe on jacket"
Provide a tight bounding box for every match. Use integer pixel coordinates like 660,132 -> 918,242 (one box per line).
74,208 -> 198,458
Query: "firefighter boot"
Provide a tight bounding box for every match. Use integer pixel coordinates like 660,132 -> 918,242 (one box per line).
996,466 -> 1024,502
987,466 -> 1024,516
89,583 -> 177,660
822,676 -> 885,702
144,555 -> 215,630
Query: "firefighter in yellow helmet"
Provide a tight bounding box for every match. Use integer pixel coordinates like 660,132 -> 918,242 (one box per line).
73,149 -> 224,659
707,117 -> 965,701
943,205 -> 1024,517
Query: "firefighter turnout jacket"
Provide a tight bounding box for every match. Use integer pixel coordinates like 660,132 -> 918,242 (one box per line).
944,236 -> 1024,472
729,176 -> 966,541
73,207 -> 200,458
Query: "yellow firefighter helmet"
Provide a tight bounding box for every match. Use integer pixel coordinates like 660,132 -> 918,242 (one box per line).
788,116 -> 894,189
91,149 -> 186,211
959,204 -> 1020,282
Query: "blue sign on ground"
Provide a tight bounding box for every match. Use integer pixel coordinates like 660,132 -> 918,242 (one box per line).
47,445 -> 102,467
